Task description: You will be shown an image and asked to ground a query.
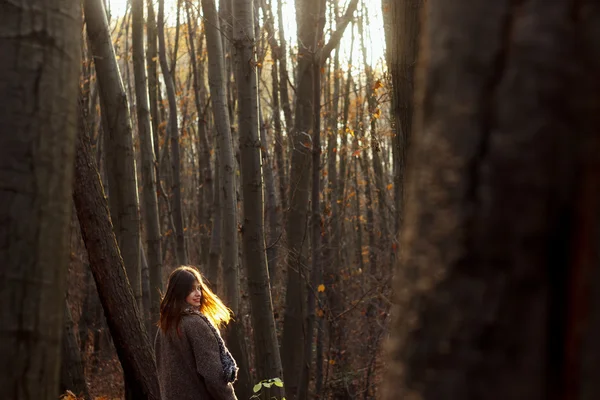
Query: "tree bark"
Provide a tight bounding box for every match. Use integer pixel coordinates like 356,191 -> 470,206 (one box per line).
233,0 -> 284,395
0,3 -> 80,398
383,1 -> 600,399
84,0 -> 143,309
73,110 -> 161,400
132,0 -> 163,335
158,0 -> 187,265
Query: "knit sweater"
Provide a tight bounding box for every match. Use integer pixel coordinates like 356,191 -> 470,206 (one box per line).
155,313 -> 238,400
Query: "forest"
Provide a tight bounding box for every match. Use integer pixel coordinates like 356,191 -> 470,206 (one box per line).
2,0 -> 600,399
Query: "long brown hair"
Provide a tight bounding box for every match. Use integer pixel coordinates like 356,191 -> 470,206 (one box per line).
158,266 -> 231,333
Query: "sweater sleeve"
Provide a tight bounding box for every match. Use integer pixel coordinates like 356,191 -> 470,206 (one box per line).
182,315 -> 238,400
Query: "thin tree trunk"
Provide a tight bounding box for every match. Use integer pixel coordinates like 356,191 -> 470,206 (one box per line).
262,0 -> 288,220
261,0 -> 285,284
282,1 -> 358,396
383,1 -> 600,399
158,0 -> 187,265
141,244 -> 152,331
132,0 -> 163,336
276,0 -> 293,132
185,3 -> 214,269
60,301 -> 91,399
74,111 -> 161,400
259,106 -> 280,283
85,0 -> 142,308
353,152 -> 365,273
297,55 -> 325,400
324,28 -> 354,386
219,0 -> 236,129
146,0 -> 160,157
282,0 -> 323,395
359,6 -> 389,249
201,0 -> 252,397
233,0 -> 285,396
208,152 -> 222,292
0,4 -> 80,398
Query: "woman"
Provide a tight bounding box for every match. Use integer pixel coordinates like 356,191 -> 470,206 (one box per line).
155,266 -> 238,400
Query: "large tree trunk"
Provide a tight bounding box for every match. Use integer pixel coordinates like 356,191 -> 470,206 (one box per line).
158,0 -> 187,265
382,0 -> 422,237
85,0 -> 142,309
233,0 -> 284,396
132,0 -> 163,334
60,301 -> 91,399
0,2 -> 80,397
73,111 -> 161,400
201,0 -> 252,397
383,1 -> 600,399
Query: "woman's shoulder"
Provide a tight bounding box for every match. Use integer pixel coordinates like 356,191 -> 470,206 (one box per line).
180,309 -> 212,332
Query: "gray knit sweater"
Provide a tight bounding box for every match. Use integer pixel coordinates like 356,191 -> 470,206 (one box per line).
155,313 -> 238,400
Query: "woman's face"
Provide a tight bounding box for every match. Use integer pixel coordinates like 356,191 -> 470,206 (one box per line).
185,281 -> 202,307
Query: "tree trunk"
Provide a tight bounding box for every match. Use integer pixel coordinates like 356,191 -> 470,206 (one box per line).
60,301 -> 91,399
233,0 -> 284,395
146,0 -> 160,157
383,1 -> 600,399
282,1 -> 358,396
259,106 -> 280,284
208,152 -> 222,292
382,0 -> 422,237
132,0 -> 163,335
201,0 -> 252,397
276,0 -> 294,133
73,111 -> 160,400
359,6 -> 389,251
158,0 -> 187,265
85,0 -> 142,309
297,58 -> 324,400
326,41 -> 341,271
282,0 -> 323,395
0,3 -> 80,398
185,2 -> 214,269
261,0 -> 285,285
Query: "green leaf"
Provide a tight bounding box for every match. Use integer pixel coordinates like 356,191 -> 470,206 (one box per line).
274,380 -> 284,387
272,378 -> 283,384
253,383 -> 262,393
263,382 -> 272,388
